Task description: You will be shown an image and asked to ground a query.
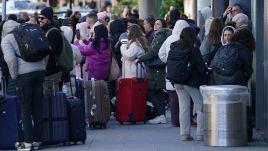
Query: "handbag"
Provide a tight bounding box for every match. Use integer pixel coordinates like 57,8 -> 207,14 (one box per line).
147,58 -> 166,68
107,56 -> 121,81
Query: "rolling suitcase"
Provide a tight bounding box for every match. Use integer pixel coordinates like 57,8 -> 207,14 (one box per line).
86,79 -> 110,129
0,96 -> 23,149
66,76 -> 86,144
42,91 -> 69,144
116,63 -> 147,124
66,96 -> 86,144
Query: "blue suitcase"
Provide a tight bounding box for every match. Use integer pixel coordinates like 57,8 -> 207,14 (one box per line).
42,92 -> 69,144
0,96 -> 23,149
67,97 -> 86,144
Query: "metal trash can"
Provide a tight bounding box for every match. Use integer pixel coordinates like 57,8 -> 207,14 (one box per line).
200,85 -> 249,146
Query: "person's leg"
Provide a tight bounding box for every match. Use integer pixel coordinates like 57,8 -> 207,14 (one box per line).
174,84 -> 191,136
32,71 -> 45,144
168,90 -> 180,126
148,90 -> 166,124
184,85 -> 204,138
17,73 -> 34,144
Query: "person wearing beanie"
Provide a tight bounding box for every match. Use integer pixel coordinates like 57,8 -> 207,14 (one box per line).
231,13 -> 249,29
143,17 -> 155,45
39,6 -> 64,76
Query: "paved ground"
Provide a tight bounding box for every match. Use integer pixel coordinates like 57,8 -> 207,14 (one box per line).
38,112 -> 267,151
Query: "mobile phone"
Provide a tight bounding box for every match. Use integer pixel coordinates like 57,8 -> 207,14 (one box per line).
75,29 -> 81,39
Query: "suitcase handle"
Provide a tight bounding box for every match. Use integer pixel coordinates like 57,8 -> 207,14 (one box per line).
136,62 -> 145,82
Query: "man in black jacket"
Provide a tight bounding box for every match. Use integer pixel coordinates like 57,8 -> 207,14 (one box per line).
39,7 -> 63,76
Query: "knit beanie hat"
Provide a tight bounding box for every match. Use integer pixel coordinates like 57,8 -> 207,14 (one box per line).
40,7 -> 54,21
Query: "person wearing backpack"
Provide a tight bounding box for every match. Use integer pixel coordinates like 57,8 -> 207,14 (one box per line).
39,7 -> 73,83
167,27 -> 207,141
1,20 -> 46,151
209,28 -> 255,85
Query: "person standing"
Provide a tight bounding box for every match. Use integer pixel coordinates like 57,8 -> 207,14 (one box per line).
170,27 -> 207,141
136,19 -> 171,124
1,20 -> 46,151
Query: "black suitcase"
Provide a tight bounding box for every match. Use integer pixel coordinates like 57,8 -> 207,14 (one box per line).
67,97 -> 86,144
42,92 -> 69,144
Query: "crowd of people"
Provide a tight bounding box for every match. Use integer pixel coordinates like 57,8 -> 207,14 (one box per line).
0,3 -> 255,151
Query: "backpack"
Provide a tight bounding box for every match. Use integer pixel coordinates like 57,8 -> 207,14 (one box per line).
46,27 -> 73,72
209,43 -> 239,76
13,23 -> 51,62
166,45 -> 192,84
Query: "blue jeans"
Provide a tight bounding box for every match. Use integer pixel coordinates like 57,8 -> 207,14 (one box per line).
17,71 -> 45,143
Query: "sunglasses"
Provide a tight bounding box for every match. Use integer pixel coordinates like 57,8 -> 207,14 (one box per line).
39,16 -> 47,20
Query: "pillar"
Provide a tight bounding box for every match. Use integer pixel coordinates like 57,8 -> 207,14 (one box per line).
184,0 -> 197,21
138,0 -> 160,19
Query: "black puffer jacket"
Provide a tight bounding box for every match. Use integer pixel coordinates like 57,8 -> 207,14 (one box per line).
209,41 -> 253,86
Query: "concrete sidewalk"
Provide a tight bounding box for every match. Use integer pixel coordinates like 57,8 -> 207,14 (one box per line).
39,114 -> 267,151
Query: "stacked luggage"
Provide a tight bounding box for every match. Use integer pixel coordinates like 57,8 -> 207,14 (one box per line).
42,78 -> 87,145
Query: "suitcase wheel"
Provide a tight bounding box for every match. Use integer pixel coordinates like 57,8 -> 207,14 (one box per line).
119,122 -> 123,125
131,121 -> 136,125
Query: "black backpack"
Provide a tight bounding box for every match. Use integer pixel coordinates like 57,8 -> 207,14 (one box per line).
13,23 -> 51,62
209,43 -> 239,76
166,45 -> 192,84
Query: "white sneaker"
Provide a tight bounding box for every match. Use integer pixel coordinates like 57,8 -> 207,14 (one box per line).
17,142 -> 33,151
148,115 -> 167,124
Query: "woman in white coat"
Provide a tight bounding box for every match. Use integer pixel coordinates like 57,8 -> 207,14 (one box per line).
120,24 -> 148,78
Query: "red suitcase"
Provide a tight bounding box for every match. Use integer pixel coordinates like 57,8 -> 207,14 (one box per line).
116,63 -> 148,124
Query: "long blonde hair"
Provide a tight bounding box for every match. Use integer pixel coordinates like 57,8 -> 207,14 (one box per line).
127,24 -> 148,51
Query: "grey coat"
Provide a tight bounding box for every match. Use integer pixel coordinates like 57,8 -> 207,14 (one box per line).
1,20 -> 46,79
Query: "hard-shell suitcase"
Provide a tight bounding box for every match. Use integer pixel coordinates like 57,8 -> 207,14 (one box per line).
66,76 -> 86,144
86,79 -> 110,129
42,92 -> 69,144
116,77 -> 148,124
0,96 -> 23,149
116,63 -> 147,124
66,97 -> 86,144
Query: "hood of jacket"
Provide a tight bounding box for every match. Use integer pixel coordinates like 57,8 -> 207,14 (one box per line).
2,20 -> 20,39
172,20 -> 190,36
60,26 -> 73,43
201,7 -> 212,21
221,26 -> 236,45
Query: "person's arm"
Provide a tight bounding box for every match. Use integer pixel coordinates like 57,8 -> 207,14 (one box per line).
77,41 -> 95,56
1,35 -> 18,79
139,34 -> 164,62
47,28 -> 63,57
120,42 -> 140,61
